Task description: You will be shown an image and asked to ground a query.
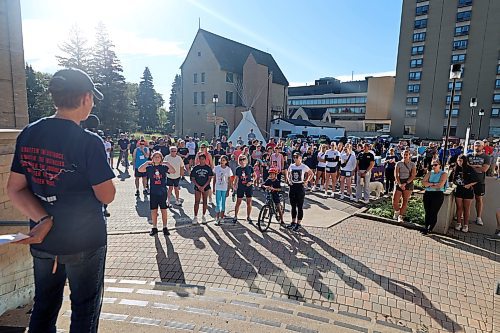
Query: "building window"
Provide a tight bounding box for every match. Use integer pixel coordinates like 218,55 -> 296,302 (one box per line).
404,125 -> 416,135
446,95 -> 461,105
414,19 -> 428,29
406,97 -> 419,105
456,11 -> 472,22
407,84 -> 420,93
200,91 -> 205,105
491,108 -> 499,118
193,73 -> 198,84
405,110 -> 417,118
412,32 -> 426,42
410,58 -> 424,68
416,5 -> 429,16
455,25 -> 470,36
444,109 -> 459,118
226,91 -> 234,104
495,79 -> 500,89
448,81 -> 463,91
201,72 -> 205,83
409,71 -> 422,80
197,51 -> 201,56
451,54 -> 466,64
497,64 -> 500,74
193,92 -> 198,104
226,72 -> 234,83
458,0 -> 473,7
411,45 -> 425,55
443,126 -> 457,136
494,94 -> 500,103
452,40 -> 468,50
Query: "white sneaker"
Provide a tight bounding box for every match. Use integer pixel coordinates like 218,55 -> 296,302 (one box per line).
393,211 -> 400,220
397,215 -> 404,223
462,225 -> 469,233
361,199 -> 370,204
475,217 -> 484,226
319,185 -> 324,191
201,215 -> 207,224
350,195 -> 355,201
339,194 -> 344,200
330,192 -> 335,199
454,223 -> 462,231
192,216 -> 198,225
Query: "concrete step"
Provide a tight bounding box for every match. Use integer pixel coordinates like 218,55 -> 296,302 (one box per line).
53,280 -> 413,333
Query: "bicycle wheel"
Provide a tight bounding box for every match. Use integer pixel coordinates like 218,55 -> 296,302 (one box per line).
257,204 -> 272,232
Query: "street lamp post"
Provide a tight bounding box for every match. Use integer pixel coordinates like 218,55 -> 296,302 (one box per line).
464,97 -> 477,155
212,94 -> 218,139
443,64 -> 462,166
477,108 -> 485,139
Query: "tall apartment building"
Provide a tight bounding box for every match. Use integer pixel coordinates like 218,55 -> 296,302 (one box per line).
391,0 -> 500,139
177,29 -> 288,139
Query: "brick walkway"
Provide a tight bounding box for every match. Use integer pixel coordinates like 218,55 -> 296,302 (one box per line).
105,170 -> 499,333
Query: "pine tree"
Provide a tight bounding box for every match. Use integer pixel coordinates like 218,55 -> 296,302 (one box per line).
25,64 -> 54,122
56,24 -> 91,71
166,74 -> 181,133
89,22 -> 131,132
137,67 -> 164,131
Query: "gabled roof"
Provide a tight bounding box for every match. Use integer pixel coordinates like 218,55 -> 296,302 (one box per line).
183,29 -> 288,86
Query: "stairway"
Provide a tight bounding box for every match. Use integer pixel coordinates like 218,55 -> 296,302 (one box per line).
52,279 -> 412,333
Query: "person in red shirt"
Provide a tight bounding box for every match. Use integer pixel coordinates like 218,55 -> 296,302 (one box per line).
483,140 -> 493,156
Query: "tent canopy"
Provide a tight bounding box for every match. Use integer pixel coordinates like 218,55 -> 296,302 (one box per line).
228,110 -> 266,144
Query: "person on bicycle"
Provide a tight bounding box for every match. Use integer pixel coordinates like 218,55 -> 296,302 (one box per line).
262,167 -> 284,225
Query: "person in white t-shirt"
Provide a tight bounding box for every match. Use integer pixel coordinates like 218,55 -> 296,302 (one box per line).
103,137 -> 112,166
212,155 -> 233,225
324,142 -> 340,198
339,143 -> 357,200
164,146 -> 184,207
315,144 -> 327,191
186,137 -> 196,173
286,152 -> 313,232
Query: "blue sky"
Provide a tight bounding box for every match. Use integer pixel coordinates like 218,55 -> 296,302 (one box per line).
20,0 -> 402,98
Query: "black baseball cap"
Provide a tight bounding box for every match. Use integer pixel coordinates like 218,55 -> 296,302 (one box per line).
49,68 -> 103,100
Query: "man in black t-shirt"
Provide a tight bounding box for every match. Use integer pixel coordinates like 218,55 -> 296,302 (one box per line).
355,143 -> 375,203
129,134 -> 138,155
117,133 -> 130,170
153,138 -> 170,157
7,68 -> 116,331
190,154 -> 213,225
467,140 -> 492,226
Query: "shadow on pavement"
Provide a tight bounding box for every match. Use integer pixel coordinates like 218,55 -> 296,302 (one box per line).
303,230 -> 461,332
429,231 -> 499,259
116,169 -> 131,181
135,196 -> 150,219
153,234 -> 185,284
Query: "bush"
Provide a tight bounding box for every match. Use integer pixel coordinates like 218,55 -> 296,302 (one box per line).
367,196 -> 425,225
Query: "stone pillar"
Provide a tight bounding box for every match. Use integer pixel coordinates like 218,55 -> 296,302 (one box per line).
0,0 -> 34,317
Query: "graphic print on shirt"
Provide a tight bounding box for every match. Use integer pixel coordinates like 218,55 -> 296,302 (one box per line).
153,167 -> 163,185
291,169 -> 303,183
19,146 -> 75,186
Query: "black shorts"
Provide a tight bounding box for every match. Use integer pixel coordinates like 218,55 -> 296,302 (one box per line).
237,185 -> 253,198
167,177 -> 180,187
395,180 -> 414,192
473,183 -> 485,196
135,169 -> 147,178
325,166 -> 337,173
183,158 -> 190,165
150,192 -> 167,210
188,154 -> 196,161
194,185 -> 211,192
454,186 -> 474,200
316,166 -> 325,172
340,170 -> 354,177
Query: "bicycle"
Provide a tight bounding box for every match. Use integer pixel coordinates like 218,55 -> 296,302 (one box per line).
257,188 -> 286,232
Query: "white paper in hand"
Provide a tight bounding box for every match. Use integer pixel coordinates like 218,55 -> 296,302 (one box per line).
0,233 -> 29,245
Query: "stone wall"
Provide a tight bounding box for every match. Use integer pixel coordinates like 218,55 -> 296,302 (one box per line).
0,0 -> 33,317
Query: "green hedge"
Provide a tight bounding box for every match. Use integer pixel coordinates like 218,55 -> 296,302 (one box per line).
367,196 -> 425,225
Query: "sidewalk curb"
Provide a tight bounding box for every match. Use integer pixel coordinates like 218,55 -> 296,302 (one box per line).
354,211 -> 424,231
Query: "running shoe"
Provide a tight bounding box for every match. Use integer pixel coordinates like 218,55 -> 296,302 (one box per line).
247,217 -> 253,224
232,217 -> 238,224
135,190 -> 140,197
397,215 -> 404,223
454,223 -> 462,231
143,189 -> 149,195
286,222 -> 297,229
149,228 -> 158,236
175,200 -> 182,206
192,216 -> 198,225
201,215 -> 207,224
162,227 -> 170,236
475,217 -> 484,226
215,218 -> 221,226
462,225 -> 469,233
393,211 -> 400,220
292,224 -> 301,232
104,210 -> 111,217
339,194 -> 344,200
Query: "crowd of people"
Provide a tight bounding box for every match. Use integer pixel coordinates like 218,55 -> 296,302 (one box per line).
108,131 -> 500,239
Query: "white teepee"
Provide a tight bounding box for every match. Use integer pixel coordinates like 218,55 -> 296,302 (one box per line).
229,110 -> 266,143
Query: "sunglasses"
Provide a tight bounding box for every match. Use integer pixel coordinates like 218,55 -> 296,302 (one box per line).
432,164 -> 439,166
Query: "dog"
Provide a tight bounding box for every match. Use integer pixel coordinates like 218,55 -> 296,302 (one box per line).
359,178 -> 384,198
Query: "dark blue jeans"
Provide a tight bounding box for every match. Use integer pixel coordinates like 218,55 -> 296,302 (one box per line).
29,246 -> 107,333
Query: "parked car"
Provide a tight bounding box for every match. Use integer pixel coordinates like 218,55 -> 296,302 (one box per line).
347,136 -> 361,145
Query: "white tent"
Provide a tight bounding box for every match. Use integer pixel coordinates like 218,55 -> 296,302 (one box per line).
229,110 -> 266,144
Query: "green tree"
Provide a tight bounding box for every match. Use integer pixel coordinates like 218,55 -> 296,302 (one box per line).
25,64 -> 54,122
89,22 -> 132,132
137,67 -> 164,131
166,74 -> 181,133
56,24 -> 91,72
